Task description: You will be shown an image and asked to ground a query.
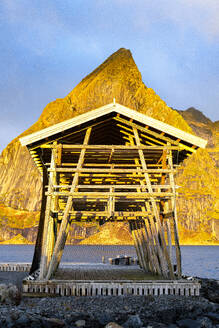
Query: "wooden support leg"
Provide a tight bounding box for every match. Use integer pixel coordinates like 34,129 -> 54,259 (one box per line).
30,166 -> 48,274
39,144 -> 57,280
166,219 -> 173,262
129,221 -> 144,269
135,220 -> 149,272
167,145 -> 182,278
133,127 -> 175,279
144,218 -> 162,275
139,220 -> 156,273
45,127 -> 92,280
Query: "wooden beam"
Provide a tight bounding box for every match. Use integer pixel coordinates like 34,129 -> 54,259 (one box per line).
49,184 -> 173,189
48,168 -> 176,173
45,191 -> 174,198
114,116 -> 180,145
43,144 -> 180,150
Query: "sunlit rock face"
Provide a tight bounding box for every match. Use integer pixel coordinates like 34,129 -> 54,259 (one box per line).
0,48 -> 218,244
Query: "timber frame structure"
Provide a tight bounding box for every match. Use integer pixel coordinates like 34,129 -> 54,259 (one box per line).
20,102 -> 207,281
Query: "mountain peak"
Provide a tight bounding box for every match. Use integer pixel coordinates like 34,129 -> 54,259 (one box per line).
179,107 -> 212,125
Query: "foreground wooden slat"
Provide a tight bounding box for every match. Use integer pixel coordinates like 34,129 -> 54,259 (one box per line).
23,279 -> 201,297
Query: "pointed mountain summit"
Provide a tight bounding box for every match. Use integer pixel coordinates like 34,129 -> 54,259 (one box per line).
24,48 -> 192,135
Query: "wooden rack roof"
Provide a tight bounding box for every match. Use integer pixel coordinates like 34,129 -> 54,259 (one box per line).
20,102 -> 207,148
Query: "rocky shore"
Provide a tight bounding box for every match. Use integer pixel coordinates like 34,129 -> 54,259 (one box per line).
0,273 -> 218,328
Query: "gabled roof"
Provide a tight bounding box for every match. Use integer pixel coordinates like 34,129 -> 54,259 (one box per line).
20,102 -> 207,148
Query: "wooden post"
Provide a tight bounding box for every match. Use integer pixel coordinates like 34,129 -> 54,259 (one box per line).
167,144 -> 182,278
39,144 -> 57,279
30,166 -> 48,274
166,219 -> 173,261
129,221 -> 144,269
143,218 -> 162,275
135,220 -> 149,272
133,128 -> 175,279
45,127 -> 92,280
138,220 -> 155,273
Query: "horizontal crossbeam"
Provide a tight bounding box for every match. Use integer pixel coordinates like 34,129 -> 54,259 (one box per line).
41,144 -> 180,150
48,168 -> 176,173
45,191 -> 174,197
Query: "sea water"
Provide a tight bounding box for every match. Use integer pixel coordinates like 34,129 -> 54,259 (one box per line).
0,245 -> 218,279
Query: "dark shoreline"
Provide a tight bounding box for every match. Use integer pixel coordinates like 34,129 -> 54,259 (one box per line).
0,272 -> 218,327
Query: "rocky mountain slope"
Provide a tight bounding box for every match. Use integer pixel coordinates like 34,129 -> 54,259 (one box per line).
0,48 -> 218,244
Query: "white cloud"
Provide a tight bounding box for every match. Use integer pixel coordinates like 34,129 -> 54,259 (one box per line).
1,0 -> 103,57
113,0 -> 219,41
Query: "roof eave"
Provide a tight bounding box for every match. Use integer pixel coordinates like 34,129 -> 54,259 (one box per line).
19,102 -> 207,149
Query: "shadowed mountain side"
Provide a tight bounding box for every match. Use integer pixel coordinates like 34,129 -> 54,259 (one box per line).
177,107 -> 219,149
0,48 -> 218,245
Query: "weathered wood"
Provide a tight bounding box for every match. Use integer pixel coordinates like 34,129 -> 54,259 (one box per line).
114,116 -> 180,146
49,184 -> 173,189
129,221 -> 143,269
135,223 -> 149,272
57,144 -> 62,166
48,168 -> 176,173
143,219 -> 162,275
30,166 -> 48,274
167,144 -> 182,278
133,128 -> 175,279
166,220 -> 173,262
44,144 -> 180,150
128,134 -> 166,277
147,214 -> 169,277
39,145 -> 56,279
45,191 -> 174,198
45,128 -> 92,280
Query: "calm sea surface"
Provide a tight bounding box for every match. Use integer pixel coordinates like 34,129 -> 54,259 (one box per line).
0,245 -> 218,279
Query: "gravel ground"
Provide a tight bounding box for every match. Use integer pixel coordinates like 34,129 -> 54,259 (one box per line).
0,272 -> 218,327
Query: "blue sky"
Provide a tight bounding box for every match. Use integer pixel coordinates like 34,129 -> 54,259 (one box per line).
0,0 -> 219,152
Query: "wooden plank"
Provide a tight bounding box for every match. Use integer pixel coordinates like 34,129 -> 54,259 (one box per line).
48,168 -> 176,173
43,144 -> 180,150
133,127 -> 175,279
46,127 -> 92,280
50,184 -> 173,189
45,191 -> 174,197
